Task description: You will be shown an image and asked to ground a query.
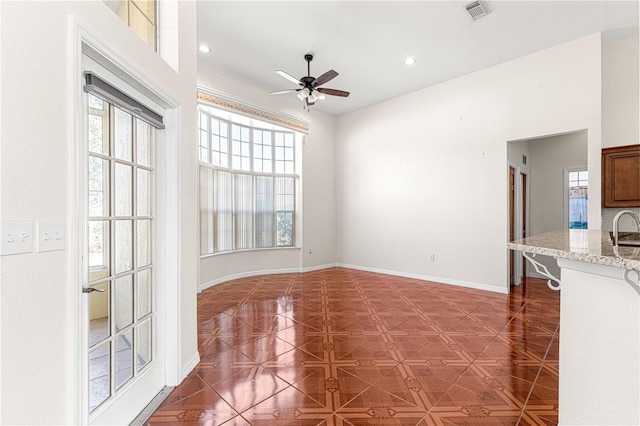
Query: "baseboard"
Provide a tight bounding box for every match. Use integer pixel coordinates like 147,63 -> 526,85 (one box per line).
199,268 -> 299,292
301,262 -> 338,273
198,263 -> 338,292
199,263 -> 508,294
336,263 -> 509,294
528,271 -> 548,280
180,351 -> 200,382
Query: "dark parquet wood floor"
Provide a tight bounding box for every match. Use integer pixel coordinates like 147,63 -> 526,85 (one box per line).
147,268 -> 559,425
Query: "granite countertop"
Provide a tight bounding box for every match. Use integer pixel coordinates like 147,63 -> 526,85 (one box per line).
508,229 -> 640,271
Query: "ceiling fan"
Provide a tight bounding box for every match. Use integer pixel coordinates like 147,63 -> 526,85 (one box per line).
270,54 -> 350,107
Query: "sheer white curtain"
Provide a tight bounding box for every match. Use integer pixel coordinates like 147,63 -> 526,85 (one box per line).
199,170 -> 296,254
255,176 -> 274,248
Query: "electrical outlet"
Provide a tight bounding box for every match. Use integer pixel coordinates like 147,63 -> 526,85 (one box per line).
1,221 -> 33,256
37,222 -> 65,252
429,254 -> 436,262
308,248 -> 313,255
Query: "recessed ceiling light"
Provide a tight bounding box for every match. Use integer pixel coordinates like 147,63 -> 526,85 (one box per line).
198,44 -> 211,54
404,57 -> 417,66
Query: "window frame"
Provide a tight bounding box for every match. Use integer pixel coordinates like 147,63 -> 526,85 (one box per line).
198,106 -> 300,256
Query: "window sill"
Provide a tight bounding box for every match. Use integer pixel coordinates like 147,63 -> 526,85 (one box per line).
200,246 -> 301,259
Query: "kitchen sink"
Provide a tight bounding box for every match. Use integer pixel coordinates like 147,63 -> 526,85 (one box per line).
609,231 -> 640,247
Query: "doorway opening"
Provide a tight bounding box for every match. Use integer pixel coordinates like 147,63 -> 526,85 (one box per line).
73,37 -> 181,424
507,130 -> 588,287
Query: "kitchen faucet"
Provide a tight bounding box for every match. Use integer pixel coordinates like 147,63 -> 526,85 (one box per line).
612,210 -> 640,246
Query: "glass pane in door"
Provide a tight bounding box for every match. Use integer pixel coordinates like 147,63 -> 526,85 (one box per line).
89,342 -> 111,411
88,157 -> 110,217
115,163 -> 133,216
115,329 -> 134,390
88,95 -> 109,155
114,276 -> 133,331
136,269 -> 151,319
137,169 -> 151,216
136,120 -> 151,167
136,319 -> 152,371
88,281 -> 110,346
114,107 -> 132,161
115,220 -> 133,274
89,221 -> 110,276
137,220 -> 151,267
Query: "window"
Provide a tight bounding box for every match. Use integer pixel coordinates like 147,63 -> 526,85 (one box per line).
108,0 -> 157,51
568,170 -> 588,229
199,106 -> 299,255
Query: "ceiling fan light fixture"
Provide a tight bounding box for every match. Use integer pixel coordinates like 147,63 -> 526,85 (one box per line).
297,88 -> 310,100
309,91 -> 320,103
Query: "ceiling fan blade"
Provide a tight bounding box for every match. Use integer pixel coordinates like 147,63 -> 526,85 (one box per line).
270,89 -> 299,95
312,70 -> 338,87
275,70 -> 301,86
317,88 -> 350,97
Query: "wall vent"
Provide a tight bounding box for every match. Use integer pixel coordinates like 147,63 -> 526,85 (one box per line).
464,1 -> 490,21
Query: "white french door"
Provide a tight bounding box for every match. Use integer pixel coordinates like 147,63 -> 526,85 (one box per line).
84,90 -> 164,425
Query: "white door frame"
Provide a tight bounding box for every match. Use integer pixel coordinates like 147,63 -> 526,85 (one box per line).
68,18 -> 183,425
508,161 -> 530,287
517,167 -> 531,281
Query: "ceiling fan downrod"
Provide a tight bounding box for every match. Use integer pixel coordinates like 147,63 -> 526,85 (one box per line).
304,54 -> 313,77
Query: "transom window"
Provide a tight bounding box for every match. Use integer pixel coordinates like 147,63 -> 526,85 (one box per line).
199,106 -> 300,255
107,0 -> 157,51
569,170 -> 588,188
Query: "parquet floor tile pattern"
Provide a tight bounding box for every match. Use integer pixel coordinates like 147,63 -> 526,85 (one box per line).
148,268 -> 559,425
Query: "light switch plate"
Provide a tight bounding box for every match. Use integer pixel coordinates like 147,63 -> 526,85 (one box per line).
37,222 -> 65,252
1,221 -> 33,256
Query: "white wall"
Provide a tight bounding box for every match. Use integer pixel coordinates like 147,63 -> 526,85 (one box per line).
336,34 -> 602,292
197,71 -> 337,289
601,35 -> 640,231
602,36 -> 639,149
0,1 -> 198,424
529,132 -> 588,236
528,132 -> 588,277
507,139 -> 530,170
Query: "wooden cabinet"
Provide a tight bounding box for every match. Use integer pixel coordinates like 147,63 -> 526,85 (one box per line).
602,144 -> 640,207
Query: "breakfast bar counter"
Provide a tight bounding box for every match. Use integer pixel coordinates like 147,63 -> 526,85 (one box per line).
508,229 -> 640,425
507,229 -> 640,272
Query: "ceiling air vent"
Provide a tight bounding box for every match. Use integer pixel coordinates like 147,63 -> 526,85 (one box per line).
464,1 -> 490,21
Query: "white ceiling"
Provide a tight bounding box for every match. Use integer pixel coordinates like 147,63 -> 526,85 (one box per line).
197,1 -> 639,116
